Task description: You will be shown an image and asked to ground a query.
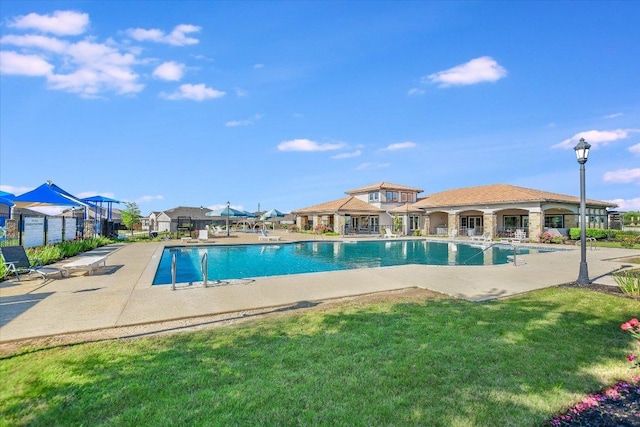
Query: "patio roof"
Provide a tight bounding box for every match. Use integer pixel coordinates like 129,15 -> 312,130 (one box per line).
292,196 -> 384,215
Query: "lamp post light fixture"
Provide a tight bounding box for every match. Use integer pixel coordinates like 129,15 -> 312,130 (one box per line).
574,137 -> 591,285
226,201 -> 230,237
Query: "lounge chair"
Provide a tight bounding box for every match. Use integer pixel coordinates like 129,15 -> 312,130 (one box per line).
213,226 -> 224,236
62,255 -> 108,276
383,228 -> 399,238
258,229 -> 281,241
471,231 -> 492,243
0,245 -> 66,281
449,229 -> 458,239
512,229 -> 530,243
198,229 -> 213,242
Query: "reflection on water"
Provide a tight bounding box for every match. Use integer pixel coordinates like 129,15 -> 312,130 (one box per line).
153,240 -> 547,285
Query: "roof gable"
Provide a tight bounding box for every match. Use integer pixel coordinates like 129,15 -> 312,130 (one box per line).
292,196 -> 383,214
345,182 -> 424,195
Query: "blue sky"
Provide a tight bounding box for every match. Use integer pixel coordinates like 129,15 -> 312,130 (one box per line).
1,1 -> 639,216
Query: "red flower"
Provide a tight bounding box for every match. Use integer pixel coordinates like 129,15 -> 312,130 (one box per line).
626,354 -> 637,362
629,318 -> 639,327
622,322 -> 632,331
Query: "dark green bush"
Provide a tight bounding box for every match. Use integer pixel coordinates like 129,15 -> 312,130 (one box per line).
569,228 -> 612,240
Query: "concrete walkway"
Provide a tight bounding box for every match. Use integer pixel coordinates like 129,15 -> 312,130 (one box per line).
1,233 -> 638,342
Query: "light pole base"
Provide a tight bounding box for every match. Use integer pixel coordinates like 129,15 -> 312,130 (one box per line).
576,262 -> 590,285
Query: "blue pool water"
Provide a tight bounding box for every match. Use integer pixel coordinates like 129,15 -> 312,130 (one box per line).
152,240 -> 553,285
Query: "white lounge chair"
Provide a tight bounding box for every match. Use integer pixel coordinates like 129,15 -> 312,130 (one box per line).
259,229 -> 281,241
213,226 -> 225,236
471,231 -> 492,243
512,229 -> 529,243
383,228 -> 399,238
62,255 -> 108,276
198,229 -> 213,242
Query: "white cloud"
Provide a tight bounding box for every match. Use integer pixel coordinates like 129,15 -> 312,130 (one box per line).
9,10 -> 89,36
162,83 -> 225,101
603,113 -> 623,119
552,129 -> 640,149
603,168 -> 640,184
629,143 -> 640,156
407,87 -> 424,96
0,34 -> 68,53
277,139 -> 345,152
425,56 -> 507,87
126,24 -> 200,46
331,150 -> 362,159
356,162 -> 390,171
137,195 -> 164,204
607,197 -> 640,211
225,114 -> 262,127
153,61 -> 185,81
382,141 -> 417,151
0,50 -> 53,76
254,63 -> 264,69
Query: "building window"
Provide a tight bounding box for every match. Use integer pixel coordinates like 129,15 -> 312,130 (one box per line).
369,192 -> 379,202
401,192 -> 412,202
544,215 -> 564,228
409,216 -> 420,230
385,191 -> 398,202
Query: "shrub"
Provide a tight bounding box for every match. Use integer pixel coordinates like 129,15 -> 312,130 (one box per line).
613,269 -> 640,297
537,232 -> 567,244
617,234 -> 640,248
569,228 -> 610,240
0,237 -> 114,279
413,230 -> 422,236
313,224 -> 332,234
287,224 -> 299,233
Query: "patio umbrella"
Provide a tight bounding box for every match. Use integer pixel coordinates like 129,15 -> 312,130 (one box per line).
260,209 -> 285,220
205,207 -> 250,218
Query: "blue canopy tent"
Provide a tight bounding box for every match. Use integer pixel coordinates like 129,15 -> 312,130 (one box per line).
0,191 -> 15,228
82,195 -> 121,236
81,195 -> 121,221
12,182 -> 89,209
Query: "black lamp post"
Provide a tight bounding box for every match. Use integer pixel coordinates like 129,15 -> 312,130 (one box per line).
226,201 -> 230,237
574,138 -> 591,285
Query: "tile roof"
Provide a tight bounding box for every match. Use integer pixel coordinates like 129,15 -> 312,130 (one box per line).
345,182 -> 424,195
412,184 -> 616,208
292,196 -> 384,214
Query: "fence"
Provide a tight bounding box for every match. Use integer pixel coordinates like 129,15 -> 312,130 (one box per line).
0,214 -> 99,248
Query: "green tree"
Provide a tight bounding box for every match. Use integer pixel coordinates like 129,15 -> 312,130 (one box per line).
121,202 -> 142,236
623,211 -> 640,226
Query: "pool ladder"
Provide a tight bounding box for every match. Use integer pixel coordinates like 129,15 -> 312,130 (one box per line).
171,252 -> 209,291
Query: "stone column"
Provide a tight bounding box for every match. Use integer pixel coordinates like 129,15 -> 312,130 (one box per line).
448,212 -> 458,234
422,215 -> 431,236
483,212 -> 497,238
529,211 -> 542,242
84,219 -> 95,238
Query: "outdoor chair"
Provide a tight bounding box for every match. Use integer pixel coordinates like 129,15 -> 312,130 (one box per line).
471,231 -> 492,243
258,229 -> 281,241
383,228 -> 399,238
0,245 -> 66,281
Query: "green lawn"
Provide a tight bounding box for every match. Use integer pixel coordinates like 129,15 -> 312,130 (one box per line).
1,287 -> 638,426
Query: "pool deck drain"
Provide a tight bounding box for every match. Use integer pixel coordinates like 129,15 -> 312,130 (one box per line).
1,234 -> 637,342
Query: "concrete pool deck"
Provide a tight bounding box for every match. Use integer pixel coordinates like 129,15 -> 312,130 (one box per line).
1,232 -> 638,343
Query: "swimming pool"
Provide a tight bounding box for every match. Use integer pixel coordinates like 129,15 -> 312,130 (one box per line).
152,240 -> 553,285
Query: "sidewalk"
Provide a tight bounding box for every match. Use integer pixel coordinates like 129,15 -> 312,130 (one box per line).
1,235 -> 637,343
